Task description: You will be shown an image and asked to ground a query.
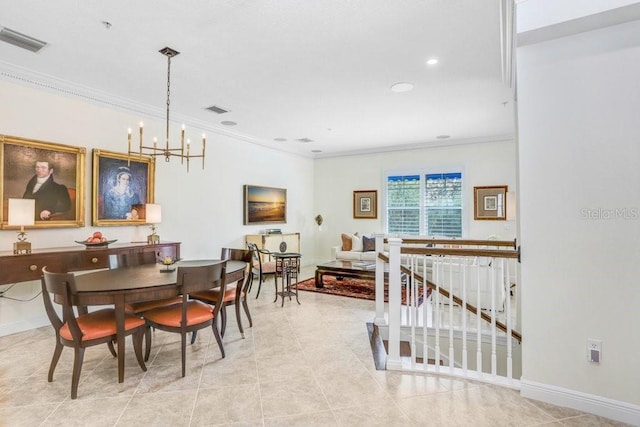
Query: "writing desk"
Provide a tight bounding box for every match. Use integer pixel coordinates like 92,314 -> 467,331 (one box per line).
70,259 -> 246,382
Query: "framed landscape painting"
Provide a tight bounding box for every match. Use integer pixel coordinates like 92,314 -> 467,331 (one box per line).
243,185 -> 286,225
92,149 -> 155,226
0,134 -> 85,229
474,185 -> 508,220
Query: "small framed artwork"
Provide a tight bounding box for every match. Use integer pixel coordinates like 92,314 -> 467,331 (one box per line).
354,190 -> 377,219
92,149 -> 155,226
474,185 -> 508,220
243,185 -> 286,225
0,134 -> 85,228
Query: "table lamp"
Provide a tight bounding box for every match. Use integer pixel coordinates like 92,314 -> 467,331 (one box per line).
8,198 -> 35,254
146,203 -> 161,244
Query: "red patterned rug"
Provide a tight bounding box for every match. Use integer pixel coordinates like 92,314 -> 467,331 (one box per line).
296,276 -> 427,305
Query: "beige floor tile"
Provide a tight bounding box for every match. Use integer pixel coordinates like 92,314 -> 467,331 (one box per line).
0,269 -> 629,426
116,389 -> 196,426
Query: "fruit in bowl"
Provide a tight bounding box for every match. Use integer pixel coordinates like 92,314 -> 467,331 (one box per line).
85,231 -> 108,244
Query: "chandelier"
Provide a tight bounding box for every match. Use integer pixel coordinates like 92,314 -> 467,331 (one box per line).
128,47 -> 205,171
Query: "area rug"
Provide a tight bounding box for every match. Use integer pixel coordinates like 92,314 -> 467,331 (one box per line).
296,276 -> 427,305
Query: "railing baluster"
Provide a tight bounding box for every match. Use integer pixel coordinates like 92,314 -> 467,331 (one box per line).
378,236 -> 520,388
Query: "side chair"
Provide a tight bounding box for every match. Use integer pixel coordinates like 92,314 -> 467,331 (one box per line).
190,248 -> 253,339
247,242 -> 276,298
41,266 -> 147,399
141,261 -> 227,377
109,252 -> 182,361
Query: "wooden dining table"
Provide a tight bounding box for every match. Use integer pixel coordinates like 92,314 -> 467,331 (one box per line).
70,259 -> 247,383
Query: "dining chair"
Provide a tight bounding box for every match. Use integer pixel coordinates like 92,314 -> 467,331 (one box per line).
246,242 -> 276,298
109,252 -> 182,361
190,248 -> 253,339
141,261 -> 227,377
41,266 -> 147,399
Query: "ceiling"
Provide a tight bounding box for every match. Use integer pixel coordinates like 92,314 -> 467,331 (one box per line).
0,0 -> 516,158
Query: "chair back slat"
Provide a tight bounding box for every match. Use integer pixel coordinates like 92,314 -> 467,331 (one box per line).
221,248 -> 252,293
41,267 -> 83,342
109,251 -> 157,269
177,260 -> 226,295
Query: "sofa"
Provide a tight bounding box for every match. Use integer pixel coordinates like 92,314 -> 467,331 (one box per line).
330,233 -> 380,262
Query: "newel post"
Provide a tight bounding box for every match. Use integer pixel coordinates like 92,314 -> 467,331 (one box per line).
386,237 -> 402,370
374,233 -> 386,325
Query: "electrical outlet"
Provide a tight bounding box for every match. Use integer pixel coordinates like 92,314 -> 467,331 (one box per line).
588,339 -> 602,363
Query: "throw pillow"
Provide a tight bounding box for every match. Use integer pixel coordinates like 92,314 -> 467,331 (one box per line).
363,235 -> 375,252
341,233 -> 352,251
351,234 -> 363,252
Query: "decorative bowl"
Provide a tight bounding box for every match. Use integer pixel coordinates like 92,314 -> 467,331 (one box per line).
158,257 -> 180,272
74,239 -> 117,248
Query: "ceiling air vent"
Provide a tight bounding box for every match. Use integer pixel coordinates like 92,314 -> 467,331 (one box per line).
0,27 -> 47,53
205,105 -> 229,114
296,138 -> 314,143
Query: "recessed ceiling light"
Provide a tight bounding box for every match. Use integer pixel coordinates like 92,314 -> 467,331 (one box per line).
311,150 -> 322,153
296,138 -> 314,143
426,58 -> 439,65
390,82 -> 414,93
436,135 -> 450,139
220,121 -> 237,126
274,138 -> 287,142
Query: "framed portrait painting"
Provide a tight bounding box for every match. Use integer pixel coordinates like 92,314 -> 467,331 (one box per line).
92,149 -> 155,226
474,185 -> 508,220
243,185 -> 286,225
0,134 -> 85,228
354,190 -> 377,219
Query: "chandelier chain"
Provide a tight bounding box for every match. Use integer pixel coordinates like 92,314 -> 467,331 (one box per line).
166,55 -> 171,150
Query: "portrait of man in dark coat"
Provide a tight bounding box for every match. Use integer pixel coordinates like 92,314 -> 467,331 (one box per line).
22,161 -> 71,220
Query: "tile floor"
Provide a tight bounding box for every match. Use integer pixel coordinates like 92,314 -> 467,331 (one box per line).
0,265 -> 630,426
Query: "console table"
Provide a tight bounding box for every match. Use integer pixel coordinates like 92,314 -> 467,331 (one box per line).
0,241 -> 181,286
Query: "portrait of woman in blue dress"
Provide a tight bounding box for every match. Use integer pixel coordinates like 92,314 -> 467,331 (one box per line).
103,166 -> 141,219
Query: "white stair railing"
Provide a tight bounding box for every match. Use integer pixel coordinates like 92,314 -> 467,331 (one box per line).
375,236 -> 521,388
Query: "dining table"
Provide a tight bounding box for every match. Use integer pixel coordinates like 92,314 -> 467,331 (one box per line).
69,259 -> 247,383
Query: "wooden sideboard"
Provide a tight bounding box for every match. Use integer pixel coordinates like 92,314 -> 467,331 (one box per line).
0,241 -> 181,286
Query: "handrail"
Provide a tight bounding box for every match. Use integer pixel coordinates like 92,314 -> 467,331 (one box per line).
395,237 -> 516,248
378,252 -> 522,343
401,246 -> 519,259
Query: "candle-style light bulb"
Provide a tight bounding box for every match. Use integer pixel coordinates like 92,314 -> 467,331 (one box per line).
153,137 -> 157,151
127,128 -> 132,153
202,134 -> 206,169
139,122 -> 144,155
181,124 -> 185,164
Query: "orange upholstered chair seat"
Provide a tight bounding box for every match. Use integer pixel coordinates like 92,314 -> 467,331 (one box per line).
142,301 -> 213,328
191,286 -> 239,304
59,309 -> 145,341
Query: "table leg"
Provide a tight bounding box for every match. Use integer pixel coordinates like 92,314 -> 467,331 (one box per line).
114,295 -> 125,383
315,269 -> 324,288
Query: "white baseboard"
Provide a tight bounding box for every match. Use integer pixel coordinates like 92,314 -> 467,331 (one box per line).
521,379 -> 640,425
0,315 -> 50,337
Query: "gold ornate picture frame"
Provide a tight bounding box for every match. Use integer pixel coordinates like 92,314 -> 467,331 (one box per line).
474,185 -> 508,220
0,134 -> 85,229
354,190 -> 377,219
92,149 -> 155,226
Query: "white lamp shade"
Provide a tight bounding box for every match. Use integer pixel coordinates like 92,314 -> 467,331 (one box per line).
8,198 -> 35,226
146,204 -> 162,224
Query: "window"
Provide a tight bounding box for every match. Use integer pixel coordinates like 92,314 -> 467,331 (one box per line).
385,171 -> 462,237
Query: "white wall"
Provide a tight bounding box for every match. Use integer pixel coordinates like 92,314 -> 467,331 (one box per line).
313,141 -> 517,261
0,79 -> 315,336
517,19 -> 640,410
